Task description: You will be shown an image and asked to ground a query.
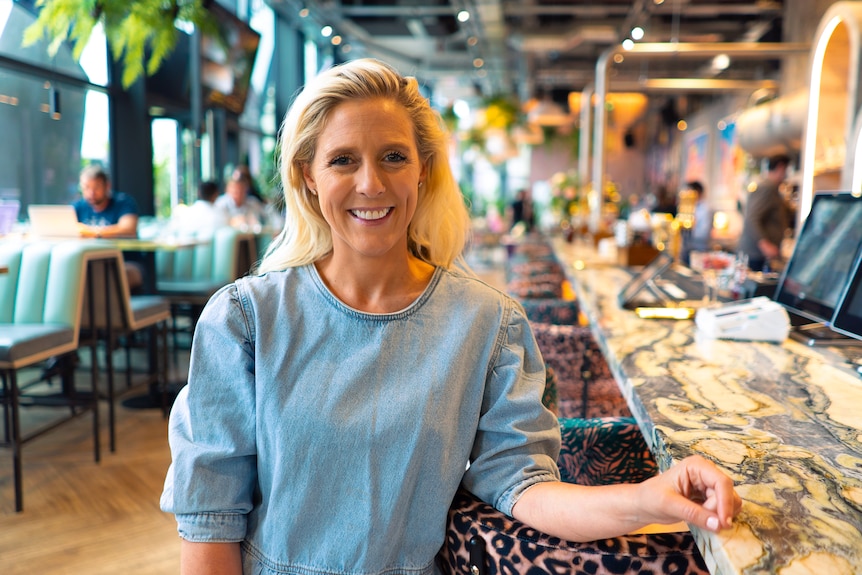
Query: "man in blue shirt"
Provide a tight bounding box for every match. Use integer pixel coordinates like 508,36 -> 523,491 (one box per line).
73,164 -> 144,290
73,165 -> 139,238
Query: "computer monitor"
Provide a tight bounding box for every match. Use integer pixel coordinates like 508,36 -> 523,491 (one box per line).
831,250 -> 862,341
773,191 -> 862,338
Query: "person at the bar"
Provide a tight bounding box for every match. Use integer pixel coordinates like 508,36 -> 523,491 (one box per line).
160,58 -> 741,575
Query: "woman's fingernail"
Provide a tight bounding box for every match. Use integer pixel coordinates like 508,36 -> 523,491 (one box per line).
707,517 -> 719,531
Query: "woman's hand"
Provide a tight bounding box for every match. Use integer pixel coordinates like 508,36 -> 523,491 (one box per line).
636,454 -> 742,532
512,454 -> 742,542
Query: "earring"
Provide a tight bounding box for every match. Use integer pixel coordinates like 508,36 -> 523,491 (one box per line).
309,188 -> 317,195
418,182 -> 424,188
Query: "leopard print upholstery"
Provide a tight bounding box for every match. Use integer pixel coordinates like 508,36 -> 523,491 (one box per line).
520,299 -> 580,326
531,323 -> 631,419
506,279 -> 564,299
437,489 -> 709,575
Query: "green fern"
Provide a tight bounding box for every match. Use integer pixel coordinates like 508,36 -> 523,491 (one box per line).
23,0 -> 216,89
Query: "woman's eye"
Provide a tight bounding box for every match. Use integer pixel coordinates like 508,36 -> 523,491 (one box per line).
329,155 -> 351,166
384,152 -> 407,163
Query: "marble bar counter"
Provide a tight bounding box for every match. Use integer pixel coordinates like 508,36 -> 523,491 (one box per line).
552,237 -> 862,575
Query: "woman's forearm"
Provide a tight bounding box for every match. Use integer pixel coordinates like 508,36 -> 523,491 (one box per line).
512,481 -> 645,541
181,540 -> 242,575
512,455 -> 741,542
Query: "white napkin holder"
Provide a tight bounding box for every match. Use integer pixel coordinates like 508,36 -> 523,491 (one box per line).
695,296 -> 790,342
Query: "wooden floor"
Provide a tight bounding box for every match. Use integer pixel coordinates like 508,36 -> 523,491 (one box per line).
0,247 -> 508,574
0,360 -> 184,574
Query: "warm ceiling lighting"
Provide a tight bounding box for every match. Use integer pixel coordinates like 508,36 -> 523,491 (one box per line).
631,26 -> 644,40
712,54 -> 731,70
677,119 -> 688,131
331,35 -> 342,45
299,8 -> 309,18
654,0 -> 665,4
457,10 -> 470,22
528,98 -> 571,127
622,38 -> 634,50
567,92 -> 582,117
473,58 -> 484,68
613,53 -> 625,64
467,36 -> 478,46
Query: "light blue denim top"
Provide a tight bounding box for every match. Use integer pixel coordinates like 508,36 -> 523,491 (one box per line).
161,264 -> 561,575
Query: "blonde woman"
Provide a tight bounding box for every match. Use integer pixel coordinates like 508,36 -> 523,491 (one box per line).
161,58 -> 740,575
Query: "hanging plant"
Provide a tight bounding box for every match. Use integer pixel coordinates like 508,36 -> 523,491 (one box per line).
440,104 -> 459,134
23,0 -> 217,88
481,93 -> 522,133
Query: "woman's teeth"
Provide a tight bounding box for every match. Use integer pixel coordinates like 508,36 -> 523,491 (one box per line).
351,208 -> 391,220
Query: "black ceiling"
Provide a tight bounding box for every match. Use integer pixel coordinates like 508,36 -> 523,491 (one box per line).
268,0 -> 785,103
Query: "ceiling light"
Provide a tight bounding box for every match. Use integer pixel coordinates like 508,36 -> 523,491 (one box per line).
613,53 -> 625,64
467,36 -> 478,46
631,27 -> 644,41
622,39 -> 634,50
677,120 -> 688,131
654,0 -> 665,4
331,35 -> 342,45
457,10 -> 470,23
321,25 -> 332,37
298,8 -> 309,18
473,58 -> 484,68
528,98 -> 571,127
712,54 -> 731,70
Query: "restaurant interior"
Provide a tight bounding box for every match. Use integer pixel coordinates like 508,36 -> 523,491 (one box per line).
1,0 -> 862,573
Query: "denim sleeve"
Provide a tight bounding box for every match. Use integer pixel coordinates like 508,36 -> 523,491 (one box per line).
160,283 -> 258,542
462,299 -> 561,517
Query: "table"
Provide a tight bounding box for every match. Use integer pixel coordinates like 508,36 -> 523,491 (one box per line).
552,237 -> 862,575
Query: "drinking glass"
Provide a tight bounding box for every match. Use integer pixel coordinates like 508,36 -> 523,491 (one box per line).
690,251 -> 735,305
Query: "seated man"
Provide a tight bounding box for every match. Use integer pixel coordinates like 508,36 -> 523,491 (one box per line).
73,164 -> 143,290
215,170 -> 267,231
170,180 -> 229,238
74,165 -> 139,239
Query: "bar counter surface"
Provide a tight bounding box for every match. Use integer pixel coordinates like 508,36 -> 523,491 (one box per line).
552,238 -> 862,575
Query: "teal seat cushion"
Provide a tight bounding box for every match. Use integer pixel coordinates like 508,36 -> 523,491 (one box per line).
129,295 -> 170,325
157,279 -> 225,297
0,324 -> 75,364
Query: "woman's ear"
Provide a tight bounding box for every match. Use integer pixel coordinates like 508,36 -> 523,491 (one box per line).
419,161 -> 428,188
302,163 -> 317,194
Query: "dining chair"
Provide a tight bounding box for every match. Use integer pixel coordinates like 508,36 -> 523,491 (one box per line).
156,227 -> 250,353
79,246 -> 171,447
531,322 -> 631,420
0,241 -> 100,512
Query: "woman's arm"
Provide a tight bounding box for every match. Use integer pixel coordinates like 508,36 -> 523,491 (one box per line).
181,541 -> 242,575
512,454 -> 741,542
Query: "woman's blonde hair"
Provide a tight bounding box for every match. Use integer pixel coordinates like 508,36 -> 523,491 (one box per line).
258,58 -> 470,273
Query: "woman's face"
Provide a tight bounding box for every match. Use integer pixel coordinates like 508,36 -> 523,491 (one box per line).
302,98 -> 426,262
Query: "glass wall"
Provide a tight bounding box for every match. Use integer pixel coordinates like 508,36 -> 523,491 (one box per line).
0,0 -> 109,213
1,0 -> 294,222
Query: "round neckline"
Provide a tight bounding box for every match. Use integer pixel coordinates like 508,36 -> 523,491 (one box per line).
305,263 -> 443,319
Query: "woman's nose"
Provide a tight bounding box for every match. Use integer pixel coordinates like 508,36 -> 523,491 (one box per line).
355,163 -> 385,196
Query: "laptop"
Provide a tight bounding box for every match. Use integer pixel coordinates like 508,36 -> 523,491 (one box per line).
27,204 -> 82,238
617,252 -> 708,318
0,201 -> 19,234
